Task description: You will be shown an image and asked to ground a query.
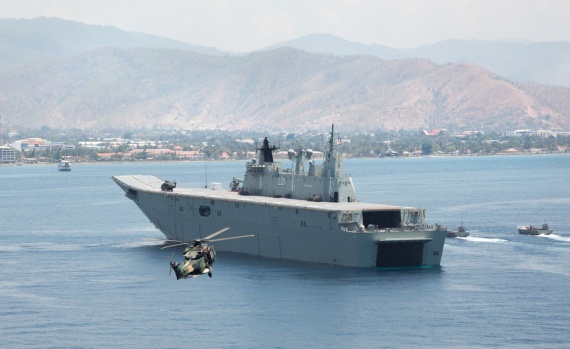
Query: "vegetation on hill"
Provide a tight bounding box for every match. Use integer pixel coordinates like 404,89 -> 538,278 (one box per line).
9,127 -> 569,163
1,47 -> 570,133
1,17 -> 570,135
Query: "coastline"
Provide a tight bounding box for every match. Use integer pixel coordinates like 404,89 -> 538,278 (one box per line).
2,150 -> 569,167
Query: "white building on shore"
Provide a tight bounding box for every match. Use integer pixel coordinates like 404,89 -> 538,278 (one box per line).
0,146 -> 16,164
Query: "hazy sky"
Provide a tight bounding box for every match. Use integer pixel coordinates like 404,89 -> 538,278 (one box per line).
1,0 -> 569,51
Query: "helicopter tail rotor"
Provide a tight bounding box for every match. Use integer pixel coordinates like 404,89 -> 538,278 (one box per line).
168,252 -> 182,279
167,253 -> 173,276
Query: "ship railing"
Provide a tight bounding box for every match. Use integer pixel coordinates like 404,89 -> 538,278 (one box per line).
426,224 -> 448,231
246,164 -> 266,173
340,223 -> 424,233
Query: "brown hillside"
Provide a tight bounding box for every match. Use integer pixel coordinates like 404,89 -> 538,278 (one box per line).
0,47 -> 568,132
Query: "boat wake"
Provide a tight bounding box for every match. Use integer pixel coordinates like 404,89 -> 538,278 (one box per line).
111,240 -> 164,249
0,240 -> 163,253
462,236 -> 508,243
0,242 -> 89,253
538,234 -> 570,243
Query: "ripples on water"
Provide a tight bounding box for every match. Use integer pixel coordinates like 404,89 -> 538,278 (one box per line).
1,154 -> 569,348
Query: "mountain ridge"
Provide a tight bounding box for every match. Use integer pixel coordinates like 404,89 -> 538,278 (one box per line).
265,33 -> 570,87
1,17 -> 569,132
0,17 -> 224,70
2,46 -> 568,132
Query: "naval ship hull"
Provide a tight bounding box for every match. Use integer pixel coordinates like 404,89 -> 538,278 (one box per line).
113,175 -> 445,268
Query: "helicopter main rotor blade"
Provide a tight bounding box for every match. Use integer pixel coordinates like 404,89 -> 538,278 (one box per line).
143,238 -> 185,243
207,235 -> 254,242
160,242 -> 191,249
202,227 -> 231,241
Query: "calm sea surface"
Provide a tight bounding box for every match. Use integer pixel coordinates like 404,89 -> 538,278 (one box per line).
1,155 -> 569,348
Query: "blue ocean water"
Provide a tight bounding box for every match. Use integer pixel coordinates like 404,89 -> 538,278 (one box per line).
1,154 -> 569,348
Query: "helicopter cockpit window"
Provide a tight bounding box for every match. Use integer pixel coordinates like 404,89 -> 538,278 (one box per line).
199,206 -> 211,217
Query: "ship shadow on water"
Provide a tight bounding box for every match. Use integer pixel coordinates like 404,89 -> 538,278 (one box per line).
213,251 -> 443,283
102,240 -> 444,286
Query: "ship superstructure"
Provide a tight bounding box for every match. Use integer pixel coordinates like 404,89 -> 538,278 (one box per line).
234,125 -> 356,203
113,125 -> 445,268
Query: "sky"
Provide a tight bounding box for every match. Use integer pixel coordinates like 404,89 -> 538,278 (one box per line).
1,0 -> 569,52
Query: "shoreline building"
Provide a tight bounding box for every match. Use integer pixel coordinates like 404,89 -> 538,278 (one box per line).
0,146 -> 16,164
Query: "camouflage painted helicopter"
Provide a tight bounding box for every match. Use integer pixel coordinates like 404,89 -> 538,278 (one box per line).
159,228 -> 253,279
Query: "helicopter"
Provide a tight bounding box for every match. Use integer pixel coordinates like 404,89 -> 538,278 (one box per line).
158,228 -> 253,279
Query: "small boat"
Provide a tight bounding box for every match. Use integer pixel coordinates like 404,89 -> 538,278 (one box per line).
517,223 -> 553,235
446,224 -> 470,238
58,160 -> 71,171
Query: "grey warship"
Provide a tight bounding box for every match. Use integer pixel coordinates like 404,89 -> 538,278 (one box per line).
113,125 -> 446,268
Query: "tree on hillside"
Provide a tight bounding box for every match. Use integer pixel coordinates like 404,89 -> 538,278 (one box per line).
421,142 -> 433,155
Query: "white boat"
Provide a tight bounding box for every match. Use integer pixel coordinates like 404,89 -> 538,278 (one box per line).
517,223 -> 553,235
113,125 -> 446,268
58,160 -> 71,171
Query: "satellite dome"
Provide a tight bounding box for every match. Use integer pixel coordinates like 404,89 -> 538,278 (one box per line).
287,149 -> 295,160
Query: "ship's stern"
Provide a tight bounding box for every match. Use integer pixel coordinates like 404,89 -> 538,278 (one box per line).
374,230 -> 445,268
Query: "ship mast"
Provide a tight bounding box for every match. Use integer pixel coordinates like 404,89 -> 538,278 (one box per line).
324,124 -> 340,177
